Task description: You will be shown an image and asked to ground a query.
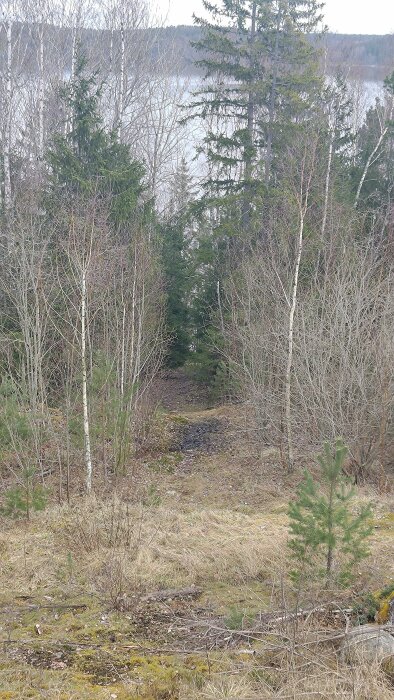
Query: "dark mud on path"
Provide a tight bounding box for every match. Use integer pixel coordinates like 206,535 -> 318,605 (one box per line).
174,418 -> 224,454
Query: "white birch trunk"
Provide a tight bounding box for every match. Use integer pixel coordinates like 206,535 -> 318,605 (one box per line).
354,126 -> 388,209
3,20 -> 13,214
118,20 -> 125,139
285,206 -> 305,472
81,268 -> 93,493
283,139 -> 316,472
354,98 -> 393,209
321,133 -> 333,238
38,24 -> 45,159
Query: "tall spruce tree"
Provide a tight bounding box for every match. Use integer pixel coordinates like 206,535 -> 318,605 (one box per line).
191,0 -> 324,234
161,160 -> 194,368
188,0 -> 324,386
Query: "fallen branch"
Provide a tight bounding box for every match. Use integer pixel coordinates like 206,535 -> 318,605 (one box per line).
0,603 -> 88,615
141,587 -> 203,603
2,638 -> 213,655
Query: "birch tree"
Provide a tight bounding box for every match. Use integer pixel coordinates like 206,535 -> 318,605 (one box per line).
354,77 -> 394,210
21,0 -> 57,162
284,138 -> 317,471
0,0 -> 21,214
51,201 -> 110,493
101,0 -> 152,139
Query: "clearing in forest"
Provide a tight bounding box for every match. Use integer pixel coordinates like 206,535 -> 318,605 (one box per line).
0,370 -> 393,699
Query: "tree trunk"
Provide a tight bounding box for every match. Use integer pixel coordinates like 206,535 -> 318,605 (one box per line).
354,97 -> 393,210
321,132 -> 333,238
81,268 -> 93,493
241,1 -> 257,231
265,17 -> 280,184
38,24 -> 45,159
325,474 -> 335,587
354,126 -> 388,209
118,20 -> 126,140
285,206 -> 305,472
4,20 -> 13,214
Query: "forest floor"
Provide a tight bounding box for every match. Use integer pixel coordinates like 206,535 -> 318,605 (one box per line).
0,370 -> 393,699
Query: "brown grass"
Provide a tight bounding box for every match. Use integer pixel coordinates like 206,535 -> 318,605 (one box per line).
54,497 -> 288,592
182,633 -> 394,700
0,400 -> 393,699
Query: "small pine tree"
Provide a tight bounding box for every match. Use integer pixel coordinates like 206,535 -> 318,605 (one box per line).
1,467 -> 47,520
288,439 -> 373,588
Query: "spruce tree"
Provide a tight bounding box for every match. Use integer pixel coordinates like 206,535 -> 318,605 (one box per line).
191,0 -> 324,227
161,159 -> 199,368
288,439 -> 373,587
46,51 -> 146,231
187,1 -> 324,386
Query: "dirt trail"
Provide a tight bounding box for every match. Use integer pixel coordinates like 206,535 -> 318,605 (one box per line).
154,367 -> 210,413
155,368 -> 229,456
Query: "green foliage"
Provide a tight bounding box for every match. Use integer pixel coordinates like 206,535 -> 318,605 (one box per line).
161,219 -> 191,368
379,583 -> 394,600
0,380 -> 32,449
187,232 -> 227,389
352,592 -> 380,625
46,51 -> 146,229
143,485 -> 162,507
288,439 -> 373,587
0,400 -> 31,448
161,159 -> 196,368
224,605 -> 254,630
192,0 -> 323,209
0,468 -> 47,519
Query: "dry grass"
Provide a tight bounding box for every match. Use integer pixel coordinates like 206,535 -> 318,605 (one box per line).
182,632 -> 394,700
0,399 -> 393,699
54,497 -> 288,593
275,665 -> 394,699
182,663 -> 394,700
0,664 -> 122,699
183,675 -> 261,700
0,488 -> 392,603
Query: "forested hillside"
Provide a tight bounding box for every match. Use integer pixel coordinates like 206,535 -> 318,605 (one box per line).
156,26 -> 394,79
0,1 -> 393,698
0,22 -> 393,80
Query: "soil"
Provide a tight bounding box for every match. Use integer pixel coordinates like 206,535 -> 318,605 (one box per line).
154,368 -> 210,413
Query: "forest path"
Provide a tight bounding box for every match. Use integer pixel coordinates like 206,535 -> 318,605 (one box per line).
154,367 -> 228,457
144,368 -> 279,509
154,367 -> 210,413
1,375 -> 392,699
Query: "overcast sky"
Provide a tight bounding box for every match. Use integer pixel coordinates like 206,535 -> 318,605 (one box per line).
155,0 -> 394,35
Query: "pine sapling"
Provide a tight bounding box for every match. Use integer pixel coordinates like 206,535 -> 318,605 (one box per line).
288,439 -> 373,588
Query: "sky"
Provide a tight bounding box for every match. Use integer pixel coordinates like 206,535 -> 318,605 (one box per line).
155,0 -> 394,35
